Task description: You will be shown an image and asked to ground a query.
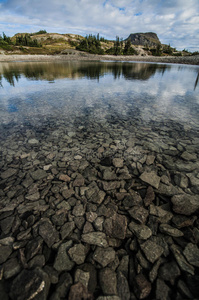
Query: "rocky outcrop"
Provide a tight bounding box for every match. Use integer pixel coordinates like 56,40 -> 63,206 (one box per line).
126,32 -> 161,46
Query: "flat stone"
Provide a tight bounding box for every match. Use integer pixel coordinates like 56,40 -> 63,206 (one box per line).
171,194 -> 199,215
159,224 -> 184,237
25,192 -> 40,201
104,213 -> 127,239
129,221 -> 152,240
140,239 -> 164,263
183,243 -> 199,267
61,221 -> 75,239
54,241 -> 75,271
102,181 -> 120,191
93,247 -> 116,267
158,261 -> 181,284
181,151 -> 197,161
140,171 -> 160,189
99,268 -> 117,295
28,138 -> 39,144
144,186 -> 155,206
3,258 -> 21,279
59,174 -> 71,182
85,183 -> 106,204
117,271 -> 130,300
72,204 -> 85,217
129,206 -> 148,224
1,168 -> 17,179
74,269 -> 90,288
123,190 -> 143,207
10,268 -> 50,300
0,245 -> 12,264
155,279 -> 171,300
112,158 -> 124,168
39,221 -> 59,248
81,232 -> 108,248
31,169 -> 47,181
102,168 -> 117,181
68,282 -> 93,300
170,244 -> 195,275
68,244 -> 87,265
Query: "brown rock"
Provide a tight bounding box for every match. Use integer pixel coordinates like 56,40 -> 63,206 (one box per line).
134,273 -> 151,299
68,282 -> 93,300
144,186 -> 155,206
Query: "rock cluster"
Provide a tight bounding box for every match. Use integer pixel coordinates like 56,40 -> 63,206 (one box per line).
0,113 -> 199,300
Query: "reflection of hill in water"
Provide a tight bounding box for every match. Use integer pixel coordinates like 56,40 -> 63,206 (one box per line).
0,61 -> 170,86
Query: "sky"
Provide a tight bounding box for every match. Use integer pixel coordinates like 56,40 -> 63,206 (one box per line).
0,0 -> 198,51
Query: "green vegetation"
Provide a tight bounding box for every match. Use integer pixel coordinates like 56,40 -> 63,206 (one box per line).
106,37 -> 138,56
0,32 -> 14,50
32,30 -> 47,35
15,34 -> 41,47
76,34 -> 105,54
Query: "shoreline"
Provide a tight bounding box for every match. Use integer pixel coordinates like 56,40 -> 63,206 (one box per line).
0,52 -> 199,65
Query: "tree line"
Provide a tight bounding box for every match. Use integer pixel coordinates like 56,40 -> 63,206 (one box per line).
0,32 -> 41,49
76,34 -> 138,55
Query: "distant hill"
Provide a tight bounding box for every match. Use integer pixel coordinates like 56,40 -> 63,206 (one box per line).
126,32 -> 160,47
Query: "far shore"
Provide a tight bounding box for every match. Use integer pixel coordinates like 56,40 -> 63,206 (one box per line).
0,51 -> 199,65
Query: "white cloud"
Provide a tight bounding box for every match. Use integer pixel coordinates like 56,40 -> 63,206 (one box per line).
0,0 -> 199,50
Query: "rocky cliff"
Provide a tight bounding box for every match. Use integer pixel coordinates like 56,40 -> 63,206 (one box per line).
126,32 -> 160,47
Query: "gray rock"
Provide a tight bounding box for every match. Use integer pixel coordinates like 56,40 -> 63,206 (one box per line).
117,271 -> 130,300
181,151 -> 197,161
149,258 -> 165,283
25,236 -> 43,260
85,183 -> 105,204
183,243 -> 199,267
129,221 -> 152,240
104,213 -> 127,239
102,168 -> 117,181
171,193 -> 199,215
113,158 -> 124,168
28,138 -> 39,144
72,204 -> 85,217
74,269 -> 90,288
0,245 -> 12,264
68,243 -> 87,265
159,224 -> 183,237
170,244 -> 195,275
155,279 -> 171,300
93,247 -> 116,267
49,272 -> 72,299
54,241 -> 75,272
123,190 -> 142,207
140,171 -> 160,189
39,221 -> 59,248
99,268 -> 117,295
1,168 -> 17,179
61,221 -> 75,240
3,258 -> 21,279
140,239 -> 164,263
81,232 -> 108,248
129,206 -> 148,224
10,267 -> 50,300
31,169 -> 47,180
158,261 -> 181,284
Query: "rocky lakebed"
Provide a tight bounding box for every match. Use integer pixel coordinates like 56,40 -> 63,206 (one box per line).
0,61 -> 199,300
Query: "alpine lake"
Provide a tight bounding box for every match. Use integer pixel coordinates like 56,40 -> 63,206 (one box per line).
0,60 -> 199,300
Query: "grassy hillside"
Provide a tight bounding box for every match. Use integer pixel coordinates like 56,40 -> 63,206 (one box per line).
0,31 -> 193,56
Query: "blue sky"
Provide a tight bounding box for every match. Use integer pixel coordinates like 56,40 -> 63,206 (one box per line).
0,0 -> 198,51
